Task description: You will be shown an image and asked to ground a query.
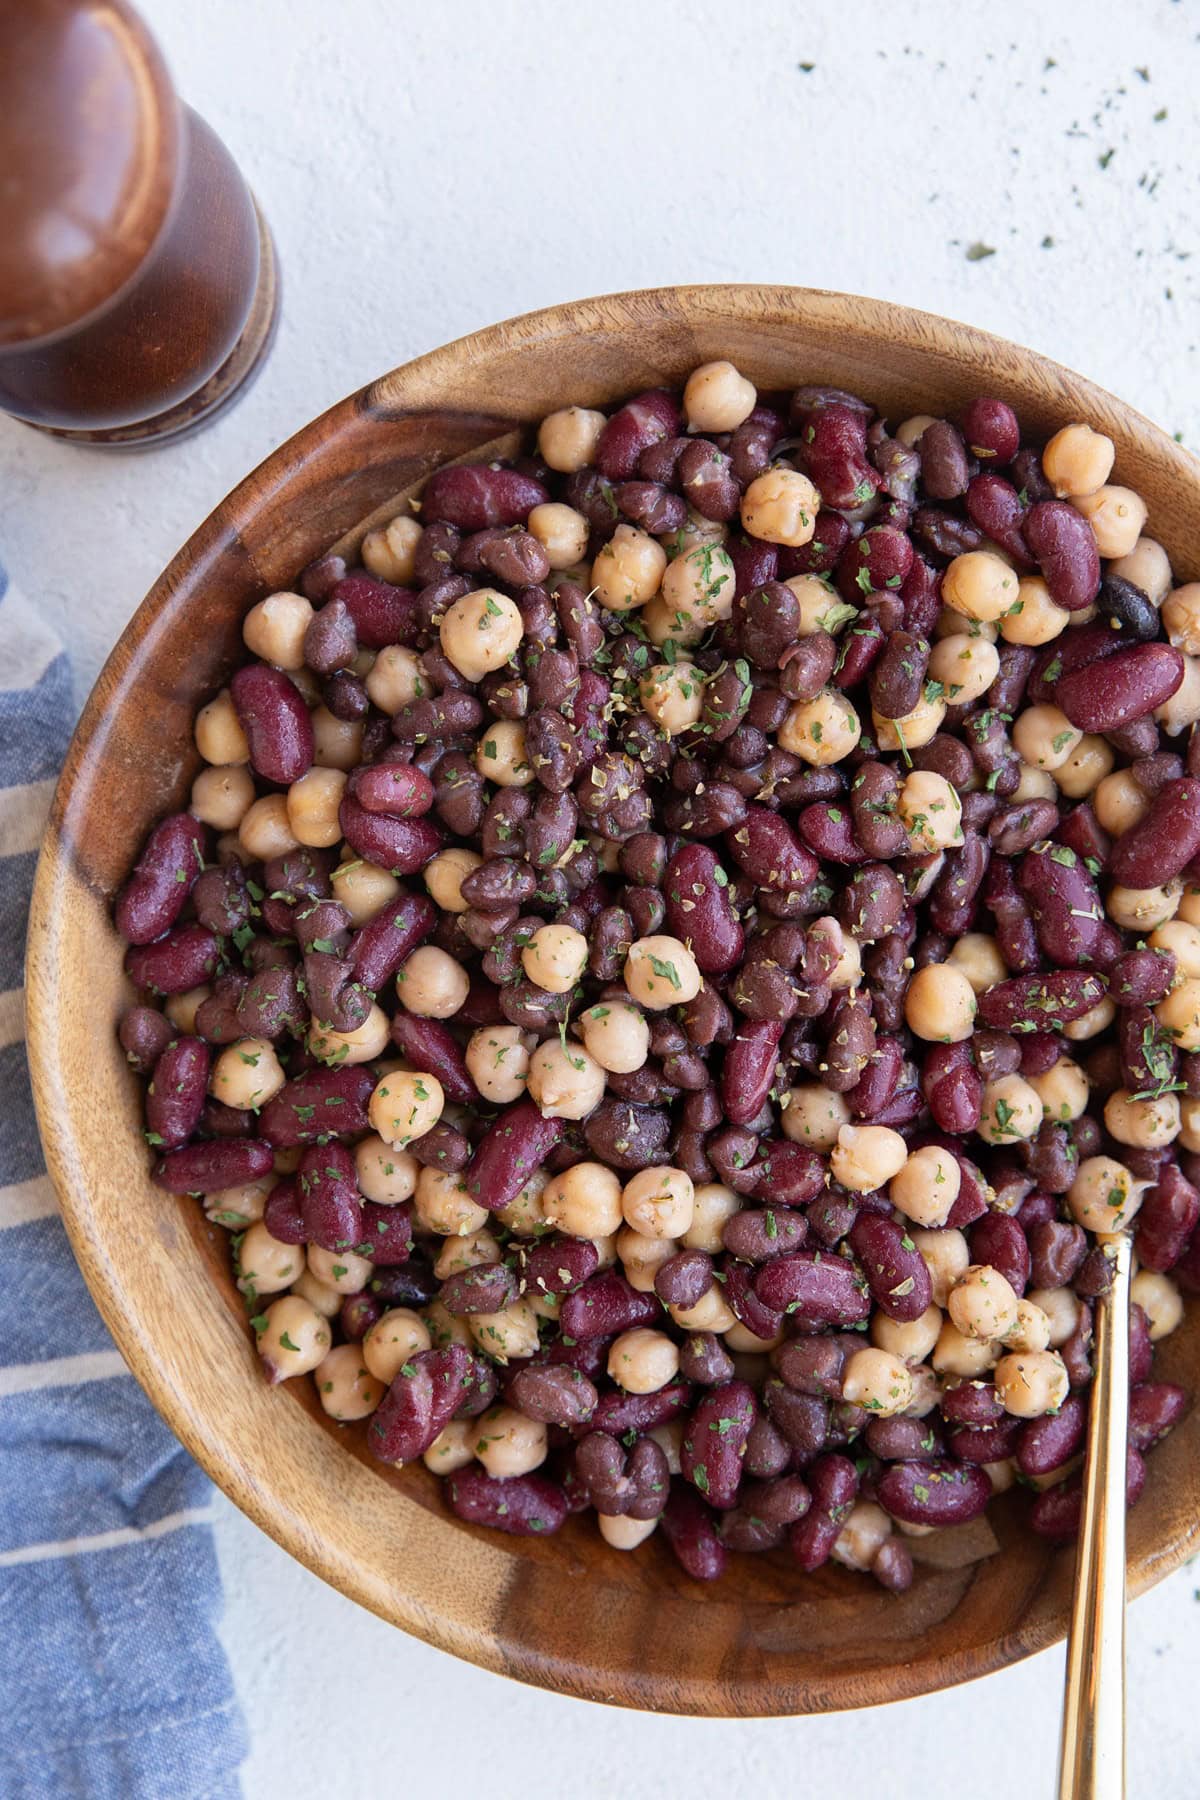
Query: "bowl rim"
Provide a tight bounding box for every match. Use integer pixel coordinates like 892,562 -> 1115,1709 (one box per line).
26,282 -> 1200,1715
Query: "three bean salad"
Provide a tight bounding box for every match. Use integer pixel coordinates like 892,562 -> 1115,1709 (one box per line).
114,361 -> 1197,1584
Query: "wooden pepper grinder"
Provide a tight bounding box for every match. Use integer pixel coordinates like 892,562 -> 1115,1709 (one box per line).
0,0 -> 279,445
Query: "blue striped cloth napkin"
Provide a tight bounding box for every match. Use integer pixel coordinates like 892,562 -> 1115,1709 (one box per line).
0,566 -> 247,1799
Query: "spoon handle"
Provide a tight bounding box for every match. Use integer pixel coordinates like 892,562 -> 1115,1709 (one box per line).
1057,1232 -> 1132,1800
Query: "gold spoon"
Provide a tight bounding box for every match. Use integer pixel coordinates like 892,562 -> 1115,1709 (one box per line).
1057,1231 -> 1133,1800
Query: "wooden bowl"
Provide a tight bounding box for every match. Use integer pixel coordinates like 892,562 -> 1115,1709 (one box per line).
26,285 -> 1200,1715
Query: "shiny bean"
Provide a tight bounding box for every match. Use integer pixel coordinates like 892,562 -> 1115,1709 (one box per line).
116,813 -> 207,945
230,664 -> 314,784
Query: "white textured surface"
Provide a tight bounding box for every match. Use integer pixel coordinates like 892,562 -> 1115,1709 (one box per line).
4,0 -> 1199,1792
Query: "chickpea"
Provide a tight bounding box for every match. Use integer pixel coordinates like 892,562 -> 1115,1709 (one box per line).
204,1176 -> 271,1231
1025,1288 -> 1079,1350
589,523 -> 666,613
1104,1087 -> 1181,1150
669,1286 -> 737,1334
871,1304 -> 943,1365
364,512 -> 423,584
1067,1155 -> 1147,1234
1073,485 -> 1148,559
241,591 -> 312,669
1001,575 -> 1070,647
370,1070 -> 445,1147
1062,995 -> 1116,1042
903,1364 -> 943,1419
782,573 -> 852,637
577,1001 -> 650,1076
290,1267 -> 343,1319
307,1244 -> 373,1294
1028,1056 -> 1089,1124
598,1512 -> 659,1551
830,1124 -> 908,1193
1005,1297 -> 1053,1354
904,964 -> 977,1042
1052,734 -> 1112,802
683,1183 -> 742,1254
933,607 -> 998,644
1130,1270 -> 1183,1341
363,645 -> 423,715
616,1225 -> 677,1292
1162,582 -> 1200,656
433,1229 -> 500,1281
472,1404 -> 547,1476
994,1349 -> 1069,1418
660,543 -> 736,629
468,1300 -> 540,1365
538,405 -> 607,472
309,1002 -> 391,1066
946,932 -> 1007,994
724,1322 -> 782,1354
978,1073 -> 1044,1145
740,468 -> 820,547
896,413 -> 938,448
1092,773 -> 1148,844
332,859 -> 400,925
812,916 -> 861,990
527,501 -> 589,570
210,1036 -> 286,1110
932,1318 -> 1000,1379
831,1500 -> 894,1573
912,1226 -> 970,1307
872,691 -> 946,752
239,793 -> 299,861
395,945 -> 469,1020
1042,423 -> 1115,498
1158,652 -> 1200,736
623,934 -> 702,1010
195,688 -> 250,764
673,509 -> 728,557
897,769 -> 963,853
607,1327 -> 681,1394
621,1166 -> 695,1240
255,1296 -> 331,1382
1149,920 -> 1200,981
1012,763 -> 1058,804
543,1161 -> 623,1238
475,718 -> 533,787
495,1170 -> 551,1238
412,1167 -> 485,1239
1111,537 -> 1171,605
166,986 -> 210,1033
778,688 -> 862,766
354,1134 -> 418,1205
942,551 -> 1022,623
639,661 -> 705,736
841,1347 -> 913,1418
281,766 -> 346,848
948,1264 -> 1020,1343
516,924 -> 586,997
890,1146 -> 962,1229
422,1419 -> 477,1476
1156,975 -> 1200,1050
423,847 -> 482,915
237,1221 -> 303,1297
1179,887 -> 1200,929
683,359 -> 757,433
313,1344 -> 385,1421
1012,703 -> 1081,771
308,709 -> 360,773
526,1038 -> 605,1120
781,1084 -> 850,1149
462,1024 -> 529,1105
927,633 -> 1001,705
191,763 -> 255,831
437,588 -> 522,684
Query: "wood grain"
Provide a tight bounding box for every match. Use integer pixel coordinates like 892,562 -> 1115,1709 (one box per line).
25,285 -> 1200,1715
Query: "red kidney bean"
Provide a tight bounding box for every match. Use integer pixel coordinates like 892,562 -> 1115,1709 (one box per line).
420,464 -> 549,531
720,1261 -> 783,1339
338,795 -> 443,876
192,865 -> 251,937
663,843 -> 744,975
797,801 -> 867,865
754,1252 -> 870,1325
1029,1448 -> 1146,1541
967,1211 -> 1031,1295
927,1059 -> 984,1135
1017,1394 -> 1087,1477
1119,1004 -> 1176,1095
1108,779 -> 1200,888
877,1459 -> 992,1528
721,1019 -> 784,1127
368,1344 -> 472,1462
981,858 -> 1039,974
260,1066 -> 376,1146
125,924 -> 219,997
1018,840 -> 1110,969
340,1292 -> 381,1342
1130,751 -> 1185,796
523,1238 -> 599,1298
919,419 -> 971,499
741,1417 -> 791,1481
154,1138 -> 274,1193
1057,641 -> 1184,733
447,1466 -> 568,1536
727,535 -> 779,600
964,473 -> 1034,568
681,1381 -> 756,1509
589,1388 -> 692,1444
1028,1220 -> 1088,1289
463,1099 -> 563,1212
145,1036 -> 210,1151
385,1013 -> 476,1108
722,1208 -> 808,1263
929,833 -> 990,938
508,1364 -> 598,1428
677,1332 -> 734,1389
1136,1165 -> 1200,1273
115,813 -> 206,945
440,1262 -> 518,1316
948,1417 -> 1024,1463
347,893 -> 436,994
774,1337 -> 849,1399
989,799 -> 1059,859
679,440 -> 740,522
653,1248 -> 715,1307
865,1416 -> 945,1462
1109,948 -> 1176,1009
1022,500 -> 1101,611
330,573 -> 420,649
830,614 -> 886,692
234,964 -> 304,1042
350,763 -> 434,819
799,404 -> 879,509
962,397 -> 1020,464
977,969 -> 1107,1033
298,1143 -> 364,1251
594,389 -> 680,480
554,1269 -> 657,1342
660,1480 -> 728,1580
228,663 -> 313,784
848,1214 -> 933,1321
780,510 -> 852,579
940,1380 -> 1003,1426
789,1452 -> 859,1570
726,805 -> 818,893
120,1005 -> 175,1074
357,1200 -> 412,1266
1128,1304 -> 1154,1384
1129,1382 -> 1190,1452
753,1142 -> 827,1208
